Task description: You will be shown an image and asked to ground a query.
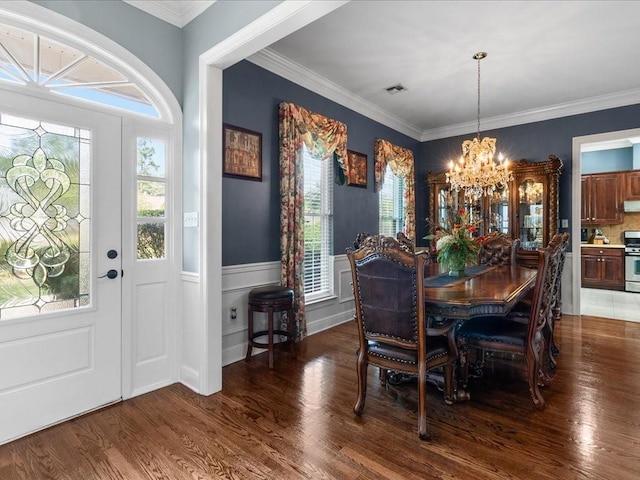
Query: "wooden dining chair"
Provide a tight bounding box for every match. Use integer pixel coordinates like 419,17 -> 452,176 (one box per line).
457,238 -> 561,409
347,235 -> 458,440
478,232 -> 519,266
507,232 -> 569,370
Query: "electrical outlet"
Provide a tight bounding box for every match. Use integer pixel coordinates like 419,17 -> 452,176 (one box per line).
230,307 -> 237,320
561,219 -> 569,228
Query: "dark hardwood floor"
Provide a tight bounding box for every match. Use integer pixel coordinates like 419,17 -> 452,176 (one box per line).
2,314 -> 639,479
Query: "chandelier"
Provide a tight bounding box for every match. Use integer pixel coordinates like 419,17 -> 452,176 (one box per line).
446,52 -> 513,198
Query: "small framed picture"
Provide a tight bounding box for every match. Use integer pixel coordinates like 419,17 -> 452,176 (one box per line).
346,150 -> 367,188
223,124 -> 262,181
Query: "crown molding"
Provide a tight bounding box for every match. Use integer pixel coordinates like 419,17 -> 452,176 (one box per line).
247,48 -> 423,141
248,47 -> 640,144
124,1 -> 216,28
420,88 -> 640,141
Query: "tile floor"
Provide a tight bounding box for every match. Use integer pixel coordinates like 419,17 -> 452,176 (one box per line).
580,287 -> 640,323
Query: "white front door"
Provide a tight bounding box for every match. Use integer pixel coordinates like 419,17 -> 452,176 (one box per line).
0,90 -> 122,444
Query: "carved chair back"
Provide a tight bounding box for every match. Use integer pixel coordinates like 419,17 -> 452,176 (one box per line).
478,232 -> 519,266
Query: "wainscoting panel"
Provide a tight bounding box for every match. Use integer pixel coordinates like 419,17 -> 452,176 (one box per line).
180,272 -> 201,392
221,255 -> 355,366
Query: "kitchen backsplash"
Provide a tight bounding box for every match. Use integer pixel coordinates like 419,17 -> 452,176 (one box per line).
596,212 -> 640,244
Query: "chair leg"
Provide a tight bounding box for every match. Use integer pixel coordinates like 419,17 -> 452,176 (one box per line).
379,367 -> 388,385
353,351 -> 368,416
442,363 -> 454,405
417,364 -> 429,440
526,342 -> 545,409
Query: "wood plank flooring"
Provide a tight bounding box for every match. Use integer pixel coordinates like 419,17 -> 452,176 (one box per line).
1,314 -> 639,479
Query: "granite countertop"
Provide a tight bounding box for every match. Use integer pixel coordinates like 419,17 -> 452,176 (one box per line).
580,243 -> 625,248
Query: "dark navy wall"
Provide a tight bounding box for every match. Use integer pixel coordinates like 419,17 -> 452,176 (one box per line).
222,60 -> 419,266
418,104 -> 640,248
582,147 -> 633,173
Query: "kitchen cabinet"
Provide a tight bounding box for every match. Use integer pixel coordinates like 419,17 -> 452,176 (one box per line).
581,247 -> 624,290
427,155 -> 562,267
581,172 -> 623,225
626,170 -> 640,200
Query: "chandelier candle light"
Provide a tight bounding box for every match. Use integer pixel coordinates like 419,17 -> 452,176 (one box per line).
446,52 -> 513,198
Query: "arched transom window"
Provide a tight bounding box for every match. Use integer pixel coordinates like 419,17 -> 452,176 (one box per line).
0,22 -> 160,118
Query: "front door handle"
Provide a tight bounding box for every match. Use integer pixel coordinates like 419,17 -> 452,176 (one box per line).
98,269 -> 119,279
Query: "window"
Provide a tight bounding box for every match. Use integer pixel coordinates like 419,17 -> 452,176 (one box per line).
379,164 -> 405,236
303,145 -> 333,300
0,22 -> 160,118
137,137 -> 167,259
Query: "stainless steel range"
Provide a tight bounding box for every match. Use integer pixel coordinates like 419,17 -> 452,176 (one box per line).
624,231 -> 640,293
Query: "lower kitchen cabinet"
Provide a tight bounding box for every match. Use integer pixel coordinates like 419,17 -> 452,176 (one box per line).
581,247 -> 625,290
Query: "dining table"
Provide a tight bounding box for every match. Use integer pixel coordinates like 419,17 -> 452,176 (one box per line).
420,262 -> 538,402
422,263 -> 538,319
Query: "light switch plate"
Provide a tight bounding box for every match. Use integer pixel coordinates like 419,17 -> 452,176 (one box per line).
184,211 -> 198,228
561,219 -> 568,228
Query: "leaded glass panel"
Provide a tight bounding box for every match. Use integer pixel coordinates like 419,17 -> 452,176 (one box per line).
0,112 -> 90,318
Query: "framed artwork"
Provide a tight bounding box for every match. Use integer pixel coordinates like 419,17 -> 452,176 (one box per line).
346,150 -> 367,188
223,124 -> 262,181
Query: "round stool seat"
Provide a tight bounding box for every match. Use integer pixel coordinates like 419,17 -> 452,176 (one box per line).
249,286 -> 294,306
245,285 -> 295,369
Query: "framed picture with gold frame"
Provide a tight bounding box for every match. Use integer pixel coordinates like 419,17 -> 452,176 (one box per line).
346,150 -> 367,188
223,124 -> 262,181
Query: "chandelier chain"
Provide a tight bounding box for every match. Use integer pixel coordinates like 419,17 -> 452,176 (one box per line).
477,54 -> 481,139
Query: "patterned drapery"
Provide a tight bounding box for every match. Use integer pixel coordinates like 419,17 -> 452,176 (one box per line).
279,102 -> 348,339
374,139 -> 416,240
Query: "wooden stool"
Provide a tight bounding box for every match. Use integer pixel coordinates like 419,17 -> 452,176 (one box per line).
245,285 -> 295,369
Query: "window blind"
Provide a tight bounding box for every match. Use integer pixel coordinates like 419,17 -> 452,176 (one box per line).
303,146 -> 333,299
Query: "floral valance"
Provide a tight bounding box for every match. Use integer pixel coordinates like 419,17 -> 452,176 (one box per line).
279,102 -> 348,177
374,139 -> 416,240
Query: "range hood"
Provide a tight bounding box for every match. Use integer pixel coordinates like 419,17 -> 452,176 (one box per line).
624,200 -> 640,212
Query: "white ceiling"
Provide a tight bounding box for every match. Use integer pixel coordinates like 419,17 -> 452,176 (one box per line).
132,1 -> 640,142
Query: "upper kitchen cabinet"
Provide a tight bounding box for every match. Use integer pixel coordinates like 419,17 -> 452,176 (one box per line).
626,170 -> 640,200
581,172 -> 624,225
426,155 -> 562,267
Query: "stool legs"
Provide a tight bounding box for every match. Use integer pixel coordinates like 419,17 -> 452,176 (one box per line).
267,306 -> 274,369
245,300 -> 294,369
287,306 -> 295,354
245,307 -> 254,361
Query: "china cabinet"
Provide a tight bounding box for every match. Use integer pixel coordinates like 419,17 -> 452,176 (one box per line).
427,155 -> 562,267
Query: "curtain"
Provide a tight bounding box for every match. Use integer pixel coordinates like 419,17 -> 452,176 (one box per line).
279,102 -> 348,339
374,139 -> 416,240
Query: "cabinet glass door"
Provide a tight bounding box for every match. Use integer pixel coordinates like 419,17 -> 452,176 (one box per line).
435,185 -> 458,227
488,188 -> 509,234
518,179 -> 544,250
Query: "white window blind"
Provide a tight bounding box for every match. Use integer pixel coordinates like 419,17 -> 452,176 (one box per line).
303,145 -> 333,300
379,164 -> 405,236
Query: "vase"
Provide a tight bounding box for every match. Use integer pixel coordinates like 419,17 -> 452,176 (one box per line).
448,267 -> 466,277
446,258 -> 466,277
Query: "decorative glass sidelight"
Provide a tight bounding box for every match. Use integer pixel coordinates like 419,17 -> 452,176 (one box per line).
0,112 -> 90,318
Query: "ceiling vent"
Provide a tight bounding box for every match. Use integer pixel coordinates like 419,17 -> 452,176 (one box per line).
385,84 -> 408,95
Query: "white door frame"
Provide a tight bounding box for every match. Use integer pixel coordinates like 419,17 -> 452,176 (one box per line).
197,0 -> 349,395
571,127 -> 640,316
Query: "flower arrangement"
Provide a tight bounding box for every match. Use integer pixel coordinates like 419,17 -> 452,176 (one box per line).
425,208 -> 484,275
